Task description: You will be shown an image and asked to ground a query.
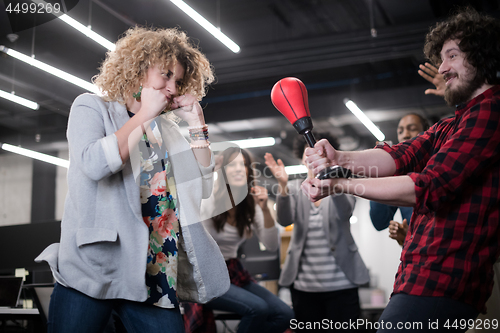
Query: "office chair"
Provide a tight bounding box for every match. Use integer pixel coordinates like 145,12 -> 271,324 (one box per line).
212,233 -> 282,331
237,233 -> 281,281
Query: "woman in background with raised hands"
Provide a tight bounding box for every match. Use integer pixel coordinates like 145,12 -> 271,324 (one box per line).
197,148 -> 294,333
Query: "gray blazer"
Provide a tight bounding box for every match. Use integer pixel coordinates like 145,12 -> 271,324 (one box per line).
277,179 -> 369,287
36,94 -> 229,303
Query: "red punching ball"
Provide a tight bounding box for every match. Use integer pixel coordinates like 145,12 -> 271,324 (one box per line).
270,77 -> 311,124
270,77 -> 352,179
271,77 -> 316,147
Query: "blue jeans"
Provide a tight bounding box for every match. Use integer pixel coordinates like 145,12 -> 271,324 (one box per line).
377,293 -> 479,332
48,283 -> 184,333
205,282 -> 294,333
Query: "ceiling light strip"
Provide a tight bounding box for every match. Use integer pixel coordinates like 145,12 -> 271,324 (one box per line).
344,99 -> 385,141
31,0 -> 115,51
229,137 -> 275,149
211,137 -> 276,151
0,46 -> 100,94
1,143 -> 69,168
58,14 -> 116,51
0,89 -> 39,110
169,0 -> 240,53
285,165 -> 308,175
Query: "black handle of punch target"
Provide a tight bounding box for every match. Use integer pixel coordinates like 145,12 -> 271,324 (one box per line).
302,131 -> 352,179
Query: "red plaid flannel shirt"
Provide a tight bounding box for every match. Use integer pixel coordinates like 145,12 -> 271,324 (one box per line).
379,85 -> 500,312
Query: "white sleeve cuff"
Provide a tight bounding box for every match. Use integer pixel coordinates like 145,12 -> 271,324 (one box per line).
100,134 -> 124,173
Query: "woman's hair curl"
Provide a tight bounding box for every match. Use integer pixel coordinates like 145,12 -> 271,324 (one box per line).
93,26 -> 214,102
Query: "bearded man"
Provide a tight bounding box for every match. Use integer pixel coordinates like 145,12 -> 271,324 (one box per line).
301,7 -> 500,332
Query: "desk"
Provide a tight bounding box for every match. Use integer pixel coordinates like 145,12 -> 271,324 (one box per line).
0,308 -> 39,318
0,308 -> 43,333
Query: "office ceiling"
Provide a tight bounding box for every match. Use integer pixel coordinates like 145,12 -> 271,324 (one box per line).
0,0 -> 499,170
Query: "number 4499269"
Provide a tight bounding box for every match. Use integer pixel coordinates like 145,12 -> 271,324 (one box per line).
444,318 -> 498,330
5,1 -> 61,14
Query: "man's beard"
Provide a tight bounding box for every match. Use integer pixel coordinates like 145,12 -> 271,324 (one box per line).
444,70 -> 484,107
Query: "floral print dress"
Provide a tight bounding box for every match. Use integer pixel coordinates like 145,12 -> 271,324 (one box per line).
136,117 -> 180,309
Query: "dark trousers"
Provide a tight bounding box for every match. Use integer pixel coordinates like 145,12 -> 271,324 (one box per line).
48,283 -> 184,333
290,285 -> 360,332
376,293 -> 479,332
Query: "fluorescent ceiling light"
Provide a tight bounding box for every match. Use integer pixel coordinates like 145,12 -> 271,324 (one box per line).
285,165 -> 308,175
231,137 -> 275,148
344,99 -> 385,141
58,14 -> 116,51
0,46 -> 100,94
170,0 -> 240,53
30,0 -> 115,51
211,137 -> 276,151
0,89 -> 39,110
1,143 -> 69,168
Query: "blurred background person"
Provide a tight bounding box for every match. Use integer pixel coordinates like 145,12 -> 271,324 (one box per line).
184,147 -> 294,333
265,132 -> 368,332
370,113 -> 430,246
418,62 -> 446,97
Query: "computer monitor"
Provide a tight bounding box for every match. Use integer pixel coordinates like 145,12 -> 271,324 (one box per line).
0,276 -> 23,307
0,221 -> 61,274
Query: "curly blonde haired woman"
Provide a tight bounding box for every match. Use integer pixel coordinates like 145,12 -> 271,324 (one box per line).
36,27 -> 229,333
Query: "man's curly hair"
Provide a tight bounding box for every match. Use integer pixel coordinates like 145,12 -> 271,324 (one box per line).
423,7 -> 500,86
93,26 -> 214,103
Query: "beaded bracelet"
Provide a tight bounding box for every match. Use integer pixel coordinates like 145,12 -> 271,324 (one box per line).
190,141 -> 210,149
189,129 -> 209,141
189,124 -> 209,141
187,124 -> 208,131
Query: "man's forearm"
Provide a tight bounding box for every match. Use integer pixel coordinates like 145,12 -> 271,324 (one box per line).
336,175 -> 416,206
338,149 -> 397,177
301,174 -> 416,204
